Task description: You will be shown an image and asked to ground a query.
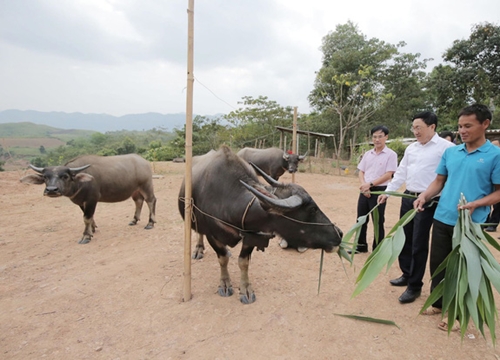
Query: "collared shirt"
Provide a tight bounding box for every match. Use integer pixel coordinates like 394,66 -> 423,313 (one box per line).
386,133 -> 455,193
357,146 -> 398,185
435,140 -> 500,226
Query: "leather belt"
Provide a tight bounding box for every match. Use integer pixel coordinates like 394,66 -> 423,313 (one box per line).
404,190 -> 422,197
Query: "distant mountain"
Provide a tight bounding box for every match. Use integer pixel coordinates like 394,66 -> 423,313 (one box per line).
0,122 -> 95,138
0,109 -> 201,133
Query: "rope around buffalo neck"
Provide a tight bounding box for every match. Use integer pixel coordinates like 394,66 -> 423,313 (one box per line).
178,197 -> 340,236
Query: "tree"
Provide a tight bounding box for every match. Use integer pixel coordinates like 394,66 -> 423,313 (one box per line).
430,22 -> 500,124
168,115 -> 229,157
225,96 -> 294,149
309,22 -> 397,169
39,145 -> 46,154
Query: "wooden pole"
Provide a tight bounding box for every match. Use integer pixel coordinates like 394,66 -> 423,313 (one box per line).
291,107 -> 297,183
183,0 -> 194,302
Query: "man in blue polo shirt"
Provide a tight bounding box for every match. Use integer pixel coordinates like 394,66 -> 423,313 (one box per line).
414,103 -> 500,331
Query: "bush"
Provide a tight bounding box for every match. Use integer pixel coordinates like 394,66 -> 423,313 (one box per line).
387,139 -> 408,163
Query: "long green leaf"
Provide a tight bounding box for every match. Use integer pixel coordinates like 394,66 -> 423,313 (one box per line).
373,206 -> 380,245
334,313 -> 400,329
352,240 -> 393,297
460,234 -> 482,301
317,249 -> 324,295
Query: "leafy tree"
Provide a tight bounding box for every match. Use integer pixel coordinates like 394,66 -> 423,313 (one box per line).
309,22 -> 397,169
428,22 -> 500,125
39,145 -> 46,154
116,137 -> 137,155
170,115 -> 229,157
225,96 -> 294,149
375,51 -> 430,135
90,132 -> 109,147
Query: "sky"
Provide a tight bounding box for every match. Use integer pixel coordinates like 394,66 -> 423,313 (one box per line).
1,0 -> 499,118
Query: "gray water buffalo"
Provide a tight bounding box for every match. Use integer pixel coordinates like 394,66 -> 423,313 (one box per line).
20,154 -> 157,244
178,146 -> 342,304
237,147 -> 307,180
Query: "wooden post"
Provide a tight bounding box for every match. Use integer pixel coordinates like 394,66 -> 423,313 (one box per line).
279,131 -> 283,150
292,107 -> 297,183
183,0 -> 194,302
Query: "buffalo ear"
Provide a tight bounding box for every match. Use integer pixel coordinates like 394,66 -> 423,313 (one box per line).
20,174 -> 45,185
74,173 -> 94,183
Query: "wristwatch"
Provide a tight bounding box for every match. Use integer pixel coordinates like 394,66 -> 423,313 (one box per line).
369,182 -> 374,187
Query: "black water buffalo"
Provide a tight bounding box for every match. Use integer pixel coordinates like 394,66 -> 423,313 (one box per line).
178,146 -> 342,304
21,154 -> 157,244
237,147 -> 307,180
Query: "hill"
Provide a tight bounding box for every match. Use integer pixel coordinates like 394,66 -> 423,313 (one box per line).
0,122 -> 96,138
0,109 -> 193,133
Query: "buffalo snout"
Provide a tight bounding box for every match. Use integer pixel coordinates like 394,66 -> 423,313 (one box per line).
44,186 -> 62,197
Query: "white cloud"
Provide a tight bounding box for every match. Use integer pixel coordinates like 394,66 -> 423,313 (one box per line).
0,0 -> 499,117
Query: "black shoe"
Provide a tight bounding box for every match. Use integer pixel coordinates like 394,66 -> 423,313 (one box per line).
485,226 -> 497,232
389,276 -> 408,287
398,288 -> 421,304
347,247 -> 368,254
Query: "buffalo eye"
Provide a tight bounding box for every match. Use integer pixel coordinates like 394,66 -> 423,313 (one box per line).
60,173 -> 70,180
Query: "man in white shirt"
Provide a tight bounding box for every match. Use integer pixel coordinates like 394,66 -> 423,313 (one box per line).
378,111 -> 455,304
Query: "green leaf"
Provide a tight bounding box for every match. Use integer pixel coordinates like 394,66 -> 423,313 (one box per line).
373,206 -> 380,245
318,250 -> 324,295
333,313 -> 400,329
482,231 -> 500,251
352,239 -> 393,297
460,234 -> 482,300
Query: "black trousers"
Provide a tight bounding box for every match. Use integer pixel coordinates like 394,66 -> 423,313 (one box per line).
398,194 -> 437,291
486,202 -> 500,225
356,186 -> 387,251
429,219 -> 454,309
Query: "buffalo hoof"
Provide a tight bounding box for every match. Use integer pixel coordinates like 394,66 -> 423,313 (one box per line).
78,237 -> 91,244
128,219 -> 138,226
297,247 -> 308,253
218,285 -> 234,297
144,223 -> 154,230
192,249 -> 204,260
240,293 -> 256,304
279,239 -> 288,249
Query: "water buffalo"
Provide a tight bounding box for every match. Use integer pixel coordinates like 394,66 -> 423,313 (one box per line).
178,146 -> 342,304
237,147 -> 307,180
20,154 -> 157,244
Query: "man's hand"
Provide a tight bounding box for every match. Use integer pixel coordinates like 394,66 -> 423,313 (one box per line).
413,195 -> 427,212
458,201 -> 479,215
378,194 -> 388,204
359,182 -> 371,198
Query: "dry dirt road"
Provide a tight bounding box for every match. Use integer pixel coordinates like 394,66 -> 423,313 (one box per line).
1,162 -> 500,359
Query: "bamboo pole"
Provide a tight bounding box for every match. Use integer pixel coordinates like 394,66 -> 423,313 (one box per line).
291,107 -> 297,183
183,0 -> 194,302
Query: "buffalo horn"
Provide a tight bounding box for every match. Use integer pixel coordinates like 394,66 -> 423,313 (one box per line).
249,162 -> 283,187
69,164 -> 91,173
299,151 -> 309,160
28,164 -> 45,173
240,180 -> 303,211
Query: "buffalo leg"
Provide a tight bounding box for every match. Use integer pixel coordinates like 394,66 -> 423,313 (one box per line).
79,203 -> 97,244
192,233 -> 205,259
138,186 -> 156,229
238,245 -> 256,304
207,236 -> 233,297
129,192 -> 144,226
144,195 -> 156,229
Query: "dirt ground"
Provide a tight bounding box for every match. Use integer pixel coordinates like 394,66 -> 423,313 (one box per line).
2,161 -> 500,360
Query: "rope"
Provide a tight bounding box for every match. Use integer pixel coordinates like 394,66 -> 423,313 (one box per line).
179,197 -> 341,237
